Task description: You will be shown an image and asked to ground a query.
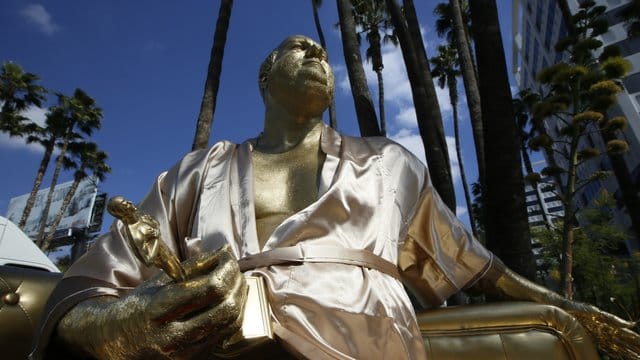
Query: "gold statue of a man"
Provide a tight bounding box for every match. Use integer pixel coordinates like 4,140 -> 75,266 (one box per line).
31,35 -> 638,360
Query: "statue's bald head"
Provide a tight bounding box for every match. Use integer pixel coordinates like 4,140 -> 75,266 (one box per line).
258,35 -> 334,103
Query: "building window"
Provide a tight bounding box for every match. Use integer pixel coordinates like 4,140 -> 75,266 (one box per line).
533,40 -> 540,72
545,0 -> 556,50
555,19 -> 568,62
535,0 -> 544,31
601,2 -> 632,28
623,72 -> 640,93
548,206 -> 564,213
524,22 -> 531,65
608,36 -> 640,57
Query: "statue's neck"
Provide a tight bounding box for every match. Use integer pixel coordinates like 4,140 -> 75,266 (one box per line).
259,105 -> 323,153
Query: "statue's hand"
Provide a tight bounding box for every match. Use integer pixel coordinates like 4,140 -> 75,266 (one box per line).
563,300 -> 639,360
57,245 -> 246,360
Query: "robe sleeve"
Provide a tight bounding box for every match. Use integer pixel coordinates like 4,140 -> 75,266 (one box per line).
29,145 -> 222,359
398,169 -> 493,307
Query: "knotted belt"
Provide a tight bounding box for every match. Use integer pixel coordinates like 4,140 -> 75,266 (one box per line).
237,244 -> 401,281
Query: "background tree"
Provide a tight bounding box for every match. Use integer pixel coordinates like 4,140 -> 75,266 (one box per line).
311,0 -> 337,129
352,0 -> 396,136
534,191 -> 639,321
470,0 -> 536,280
19,110 -> 69,229
41,141 -> 110,251
192,0 -> 233,151
527,1 -> 632,298
436,1 -> 486,189
35,89 -> 103,245
0,61 -> 46,137
385,0 -> 456,210
514,91 -> 552,229
430,44 -> 477,236
337,0 -> 381,136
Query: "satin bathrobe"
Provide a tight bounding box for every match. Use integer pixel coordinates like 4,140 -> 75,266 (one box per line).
32,125 -> 493,359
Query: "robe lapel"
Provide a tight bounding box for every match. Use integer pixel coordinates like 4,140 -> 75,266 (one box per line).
232,124 -> 343,255
231,141 -> 261,256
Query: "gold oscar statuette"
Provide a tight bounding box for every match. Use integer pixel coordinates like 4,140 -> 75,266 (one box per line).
107,196 -> 273,356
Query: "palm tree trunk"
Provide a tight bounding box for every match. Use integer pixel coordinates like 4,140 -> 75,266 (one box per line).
386,0 -> 456,211
450,0 -> 485,187
311,0 -> 337,129
375,69 -> 386,136
36,138 -> 70,247
470,0 -> 535,280
19,141 -> 54,229
191,0 -> 233,151
41,171 -> 84,252
336,0 -> 381,136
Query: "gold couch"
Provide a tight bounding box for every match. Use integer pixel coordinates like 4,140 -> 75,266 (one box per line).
0,265 -> 599,359
418,302 -> 599,360
0,265 -> 62,360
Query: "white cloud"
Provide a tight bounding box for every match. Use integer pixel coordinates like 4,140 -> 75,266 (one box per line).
332,63 -> 351,94
446,135 -> 461,185
20,4 -> 60,36
395,106 -> 417,128
390,129 -> 461,185
390,129 -> 426,165
456,205 -> 468,217
0,106 -> 47,153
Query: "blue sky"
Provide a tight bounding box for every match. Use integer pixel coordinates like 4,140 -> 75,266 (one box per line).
0,1 -> 516,236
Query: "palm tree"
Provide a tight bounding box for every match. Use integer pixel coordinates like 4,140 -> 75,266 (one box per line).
430,44 -> 477,237
19,110 -> 69,229
41,141 -> 110,251
434,1 -> 486,189
470,0 -> 535,280
337,0 -> 381,136
0,61 -> 46,137
352,0 -> 396,136
35,89 -> 103,245
192,0 -> 233,151
385,0 -> 456,210
513,91 -> 551,229
311,0 -> 337,129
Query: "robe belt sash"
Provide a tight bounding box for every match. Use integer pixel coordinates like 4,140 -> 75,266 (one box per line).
235,244 -> 401,360
238,244 -> 401,280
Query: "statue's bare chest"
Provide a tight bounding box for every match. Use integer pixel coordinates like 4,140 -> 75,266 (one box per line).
251,142 -> 325,248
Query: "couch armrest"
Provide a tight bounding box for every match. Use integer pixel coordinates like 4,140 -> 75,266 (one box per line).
417,302 -> 599,360
0,265 -> 62,360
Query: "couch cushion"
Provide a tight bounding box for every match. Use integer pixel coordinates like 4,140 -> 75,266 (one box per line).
417,302 -> 599,360
0,265 -> 62,360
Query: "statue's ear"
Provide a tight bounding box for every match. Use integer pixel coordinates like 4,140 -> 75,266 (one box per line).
258,50 -> 278,99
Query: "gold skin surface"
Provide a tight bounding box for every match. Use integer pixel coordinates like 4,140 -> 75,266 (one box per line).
253,36 -> 332,249
107,196 -> 187,282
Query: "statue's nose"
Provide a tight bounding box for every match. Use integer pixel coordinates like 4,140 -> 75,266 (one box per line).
305,44 -> 326,61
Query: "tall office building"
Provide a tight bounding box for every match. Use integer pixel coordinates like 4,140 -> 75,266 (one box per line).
512,0 -> 640,252
525,176 -> 565,228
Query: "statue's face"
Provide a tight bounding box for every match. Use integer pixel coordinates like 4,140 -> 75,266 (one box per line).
265,35 -> 334,118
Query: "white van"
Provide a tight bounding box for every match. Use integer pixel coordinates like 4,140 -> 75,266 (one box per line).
0,216 -> 59,272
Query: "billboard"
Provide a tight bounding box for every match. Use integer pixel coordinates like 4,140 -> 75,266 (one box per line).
6,177 -> 99,239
